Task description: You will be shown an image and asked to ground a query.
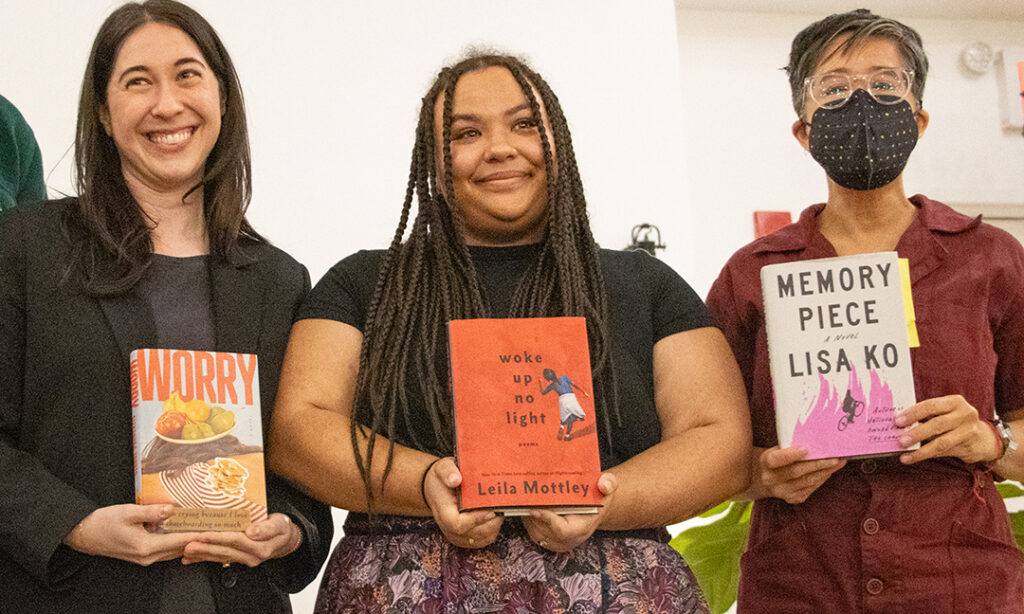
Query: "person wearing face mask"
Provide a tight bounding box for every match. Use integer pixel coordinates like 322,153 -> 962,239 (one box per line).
707,9 -> 1024,613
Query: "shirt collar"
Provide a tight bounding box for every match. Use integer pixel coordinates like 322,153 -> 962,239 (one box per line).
750,194 -> 979,256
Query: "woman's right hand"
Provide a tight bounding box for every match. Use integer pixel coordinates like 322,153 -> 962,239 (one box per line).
64,504 -> 200,565
423,457 -> 503,549
749,446 -> 846,504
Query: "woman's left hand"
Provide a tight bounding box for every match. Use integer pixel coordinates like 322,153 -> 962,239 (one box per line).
181,513 -> 302,566
523,472 -> 616,552
895,395 -> 1000,465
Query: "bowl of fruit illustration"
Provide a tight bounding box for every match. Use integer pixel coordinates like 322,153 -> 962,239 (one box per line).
155,391 -> 236,444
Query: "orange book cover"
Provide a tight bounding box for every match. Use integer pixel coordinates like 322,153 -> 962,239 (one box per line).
130,348 -> 268,532
449,317 -> 602,514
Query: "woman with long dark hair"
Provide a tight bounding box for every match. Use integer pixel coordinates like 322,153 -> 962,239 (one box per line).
270,52 -> 751,613
0,1 -> 331,611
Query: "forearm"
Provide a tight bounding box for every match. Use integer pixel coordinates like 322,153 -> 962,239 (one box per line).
0,439 -> 99,580
735,446 -> 770,501
269,406 -> 436,516
599,419 -> 750,530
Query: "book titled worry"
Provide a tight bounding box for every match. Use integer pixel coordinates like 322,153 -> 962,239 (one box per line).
449,317 -> 602,515
761,252 -> 918,459
130,348 -> 268,532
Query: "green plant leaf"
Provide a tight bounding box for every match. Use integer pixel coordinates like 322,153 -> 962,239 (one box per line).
670,501 -> 750,614
997,481 -> 1024,499
1009,511 -> 1024,551
699,502 -> 731,518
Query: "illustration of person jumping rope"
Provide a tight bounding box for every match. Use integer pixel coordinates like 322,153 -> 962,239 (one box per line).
539,368 -> 589,442
837,389 -> 865,431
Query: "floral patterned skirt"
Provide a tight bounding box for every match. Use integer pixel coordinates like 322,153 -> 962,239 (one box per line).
314,513 -> 709,614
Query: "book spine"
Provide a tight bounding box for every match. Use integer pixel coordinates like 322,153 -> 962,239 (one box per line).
760,268 -> 791,448
129,350 -> 142,502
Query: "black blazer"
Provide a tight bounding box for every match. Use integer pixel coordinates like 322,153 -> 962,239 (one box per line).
0,199 -> 332,613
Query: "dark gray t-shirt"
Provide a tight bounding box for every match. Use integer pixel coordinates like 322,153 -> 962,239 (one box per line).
137,254 -> 216,350
136,254 -> 217,614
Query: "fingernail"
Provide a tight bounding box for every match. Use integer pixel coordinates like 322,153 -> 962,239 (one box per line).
899,453 -> 911,464
898,435 -> 911,446
894,416 -> 906,426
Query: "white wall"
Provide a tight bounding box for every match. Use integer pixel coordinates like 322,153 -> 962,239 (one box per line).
676,8 -> 1024,296
2,0 -> 694,285
1,1 -> 689,610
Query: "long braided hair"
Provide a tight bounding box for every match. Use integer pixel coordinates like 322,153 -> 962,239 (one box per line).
353,52 -> 618,510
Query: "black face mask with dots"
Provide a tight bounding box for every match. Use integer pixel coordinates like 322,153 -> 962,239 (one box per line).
808,89 -> 919,191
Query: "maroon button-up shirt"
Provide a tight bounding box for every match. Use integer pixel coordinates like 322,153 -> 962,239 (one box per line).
708,195 -> 1024,613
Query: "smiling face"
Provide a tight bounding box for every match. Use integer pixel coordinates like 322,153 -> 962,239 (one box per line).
434,66 -> 552,246
100,21 -> 222,196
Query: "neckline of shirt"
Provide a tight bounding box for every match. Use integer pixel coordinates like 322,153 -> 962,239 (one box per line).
467,243 -> 542,263
151,253 -> 210,266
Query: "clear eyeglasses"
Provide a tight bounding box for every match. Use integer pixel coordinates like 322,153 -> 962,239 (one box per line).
804,67 -> 915,109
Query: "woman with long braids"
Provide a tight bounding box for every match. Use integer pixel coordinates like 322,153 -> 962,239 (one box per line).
270,52 -> 750,612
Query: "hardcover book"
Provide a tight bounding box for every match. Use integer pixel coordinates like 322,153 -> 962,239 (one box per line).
760,251 -> 917,460
449,317 -> 603,515
130,348 -> 268,531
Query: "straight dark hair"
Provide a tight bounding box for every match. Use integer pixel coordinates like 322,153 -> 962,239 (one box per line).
66,0 -> 258,295
352,52 -> 618,511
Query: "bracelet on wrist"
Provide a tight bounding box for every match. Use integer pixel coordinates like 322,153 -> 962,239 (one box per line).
420,458 -> 443,505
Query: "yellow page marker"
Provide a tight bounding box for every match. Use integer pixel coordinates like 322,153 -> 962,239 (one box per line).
899,258 -> 919,348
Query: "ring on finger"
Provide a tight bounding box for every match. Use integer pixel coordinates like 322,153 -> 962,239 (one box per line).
539,539 -> 547,548
468,537 -> 475,546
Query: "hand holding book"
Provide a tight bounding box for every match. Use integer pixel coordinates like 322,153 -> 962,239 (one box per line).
747,447 -> 846,504
181,513 -> 303,566
63,504 -> 201,565
894,395 -> 1003,465
522,472 -> 617,552
422,457 -> 503,549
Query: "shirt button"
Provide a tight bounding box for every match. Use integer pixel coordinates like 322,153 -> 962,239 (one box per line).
221,567 -> 238,589
860,459 -> 877,474
863,518 -> 879,535
866,578 -> 884,595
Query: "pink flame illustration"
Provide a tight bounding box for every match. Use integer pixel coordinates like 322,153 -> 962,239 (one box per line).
789,366 -> 902,458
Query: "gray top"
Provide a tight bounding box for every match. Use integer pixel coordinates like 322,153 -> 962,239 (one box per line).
138,254 -> 216,350
136,253 -> 217,614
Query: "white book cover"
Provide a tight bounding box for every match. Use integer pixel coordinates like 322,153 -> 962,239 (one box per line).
760,251 -> 917,459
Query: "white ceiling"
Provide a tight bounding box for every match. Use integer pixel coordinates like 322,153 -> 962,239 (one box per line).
674,0 -> 1024,20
